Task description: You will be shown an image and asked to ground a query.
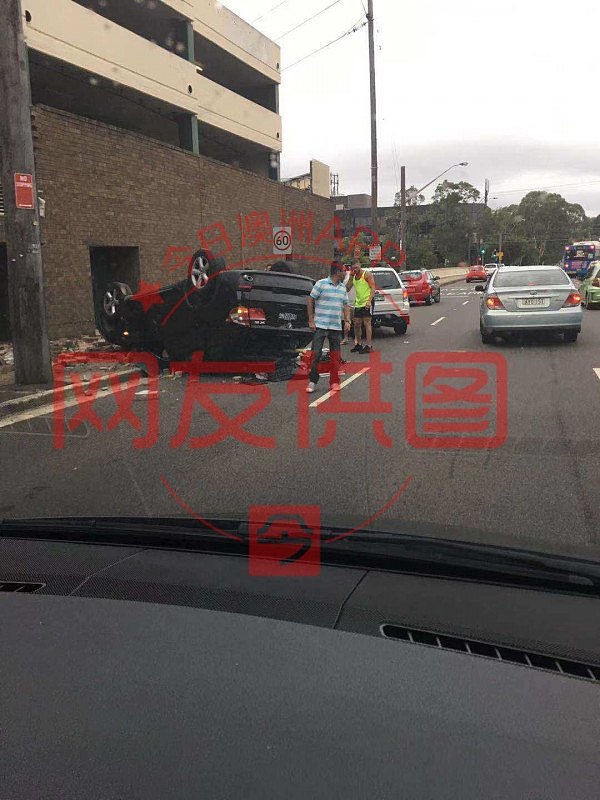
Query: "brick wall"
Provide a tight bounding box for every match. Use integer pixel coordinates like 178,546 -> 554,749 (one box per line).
24,105 -> 335,338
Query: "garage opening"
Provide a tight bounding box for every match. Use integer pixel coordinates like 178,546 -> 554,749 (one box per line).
0,244 -> 10,341
89,246 -> 140,328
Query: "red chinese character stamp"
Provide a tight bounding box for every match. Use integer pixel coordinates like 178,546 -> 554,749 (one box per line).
169,353 -> 276,449
405,352 -> 508,449
53,352 -> 160,450
249,505 -> 321,576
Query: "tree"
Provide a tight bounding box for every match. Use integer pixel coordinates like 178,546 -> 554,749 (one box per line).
515,191 -> 587,263
432,180 -> 481,204
394,185 -> 424,207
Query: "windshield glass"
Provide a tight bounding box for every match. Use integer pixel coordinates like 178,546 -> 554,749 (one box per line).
1,0 -> 600,575
494,269 -> 571,287
400,271 -> 423,280
374,271 -> 400,289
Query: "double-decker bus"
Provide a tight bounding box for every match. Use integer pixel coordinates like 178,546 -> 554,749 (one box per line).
563,241 -> 600,279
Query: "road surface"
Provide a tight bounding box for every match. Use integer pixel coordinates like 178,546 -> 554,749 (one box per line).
2,282 -> 600,558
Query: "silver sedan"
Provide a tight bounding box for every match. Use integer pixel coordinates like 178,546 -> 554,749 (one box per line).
476,265 -> 583,343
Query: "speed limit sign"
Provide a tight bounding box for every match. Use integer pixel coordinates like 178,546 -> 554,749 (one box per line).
272,226 -> 292,255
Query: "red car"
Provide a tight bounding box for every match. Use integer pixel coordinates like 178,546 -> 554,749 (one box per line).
466,265 -> 487,283
399,269 -> 441,305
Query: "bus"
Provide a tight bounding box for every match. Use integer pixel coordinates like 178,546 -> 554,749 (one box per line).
563,241 -> 600,279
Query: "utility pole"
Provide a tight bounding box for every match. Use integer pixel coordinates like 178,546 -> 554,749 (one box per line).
484,178 -> 490,207
0,0 -> 51,383
367,0 -> 378,234
400,165 -> 406,254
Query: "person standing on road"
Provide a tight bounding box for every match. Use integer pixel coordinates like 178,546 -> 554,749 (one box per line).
346,262 -> 376,354
306,262 -> 351,394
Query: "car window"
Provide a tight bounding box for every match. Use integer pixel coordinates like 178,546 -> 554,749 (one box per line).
585,262 -> 599,279
493,269 -> 571,287
400,271 -> 423,280
373,271 -> 401,290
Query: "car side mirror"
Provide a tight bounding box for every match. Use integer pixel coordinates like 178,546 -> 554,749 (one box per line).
474,284 -> 485,292
432,275 -> 440,281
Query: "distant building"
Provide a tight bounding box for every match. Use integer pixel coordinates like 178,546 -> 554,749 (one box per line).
282,160 -> 331,198
332,194 -> 372,211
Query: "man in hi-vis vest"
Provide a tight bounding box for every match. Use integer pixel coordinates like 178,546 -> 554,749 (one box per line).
345,262 -> 376,354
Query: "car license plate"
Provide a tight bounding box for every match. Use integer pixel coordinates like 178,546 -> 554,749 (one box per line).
517,298 -> 549,308
278,312 -> 298,321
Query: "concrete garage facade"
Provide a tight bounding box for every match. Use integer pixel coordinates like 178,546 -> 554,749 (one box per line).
0,105 -> 335,339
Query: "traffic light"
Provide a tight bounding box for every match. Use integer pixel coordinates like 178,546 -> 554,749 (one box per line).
480,247 -> 486,255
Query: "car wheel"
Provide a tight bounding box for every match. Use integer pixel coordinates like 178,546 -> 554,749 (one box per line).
102,282 -> 131,320
97,282 -> 131,344
188,250 -> 213,289
564,331 -> 578,343
434,292 -> 441,303
394,321 -> 407,336
425,296 -> 433,305
480,324 -> 494,344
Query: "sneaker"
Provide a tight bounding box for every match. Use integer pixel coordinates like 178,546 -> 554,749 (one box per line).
306,382 -> 317,394
360,345 -> 373,354
330,382 -> 341,392
350,343 -> 362,353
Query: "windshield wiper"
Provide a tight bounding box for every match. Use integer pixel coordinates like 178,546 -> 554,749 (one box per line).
1,517 -> 600,597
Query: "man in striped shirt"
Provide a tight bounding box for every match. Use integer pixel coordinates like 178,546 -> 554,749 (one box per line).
306,262 -> 351,394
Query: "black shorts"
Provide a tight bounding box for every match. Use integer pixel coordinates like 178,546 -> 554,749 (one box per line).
354,305 -> 372,318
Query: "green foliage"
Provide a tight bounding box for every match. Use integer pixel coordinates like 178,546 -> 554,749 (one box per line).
390,181 -> 594,267
432,181 -> 481,204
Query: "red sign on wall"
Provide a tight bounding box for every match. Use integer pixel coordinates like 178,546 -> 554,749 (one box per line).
14,173 -> 35,209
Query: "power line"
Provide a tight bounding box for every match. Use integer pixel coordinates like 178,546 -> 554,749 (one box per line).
251,0 -> 291,24
276,0 -> 346,39
283,17 -> 367,70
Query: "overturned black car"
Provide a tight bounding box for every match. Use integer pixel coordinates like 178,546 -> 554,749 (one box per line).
96,251 -> 315,362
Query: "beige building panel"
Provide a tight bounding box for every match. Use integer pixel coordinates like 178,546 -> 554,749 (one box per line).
311,160 -> 331,199
136,0 -> 281,82
22,0 -> 282,151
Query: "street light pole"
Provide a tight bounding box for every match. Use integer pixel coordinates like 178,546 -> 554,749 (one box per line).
417,161 -> 469,196
367,0 -> 378,233
400,165 -> 406,253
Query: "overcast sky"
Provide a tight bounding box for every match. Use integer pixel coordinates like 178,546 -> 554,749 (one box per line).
225,0 -> 600,215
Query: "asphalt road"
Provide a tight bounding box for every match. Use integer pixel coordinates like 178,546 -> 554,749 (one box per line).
2,281 -> 600,558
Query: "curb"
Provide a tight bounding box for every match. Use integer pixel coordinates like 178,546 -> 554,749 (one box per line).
0,366 -> 141,421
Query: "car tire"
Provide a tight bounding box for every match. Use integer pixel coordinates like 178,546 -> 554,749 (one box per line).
425,296 -> 433,305
394,321 -> 407,336
564,331 -> 578,343
434,292 -> 441,303
187,249 -> 224,296
97,282 -> 131,344
480,324 -> 494,344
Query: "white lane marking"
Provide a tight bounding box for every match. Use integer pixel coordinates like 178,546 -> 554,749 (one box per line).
594,368 -> 600,381
0,388 -> 112,429
431,317 -> 446,326
310,367 -> 369,408
463,300 -> 469,305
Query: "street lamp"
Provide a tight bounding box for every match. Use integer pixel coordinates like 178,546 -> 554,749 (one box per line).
417,161 -> 469,195
398,162 -> 469,262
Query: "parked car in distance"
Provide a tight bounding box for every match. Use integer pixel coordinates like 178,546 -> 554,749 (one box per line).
97,249 -> 315,361
400,269 -> 441,305
476,265 -> 583,344
466,264 -> 488,283
579,261 -> 600,309
370,265 -> 410,335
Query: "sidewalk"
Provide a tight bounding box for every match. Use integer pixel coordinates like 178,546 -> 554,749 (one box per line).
0,335 -> 145,420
